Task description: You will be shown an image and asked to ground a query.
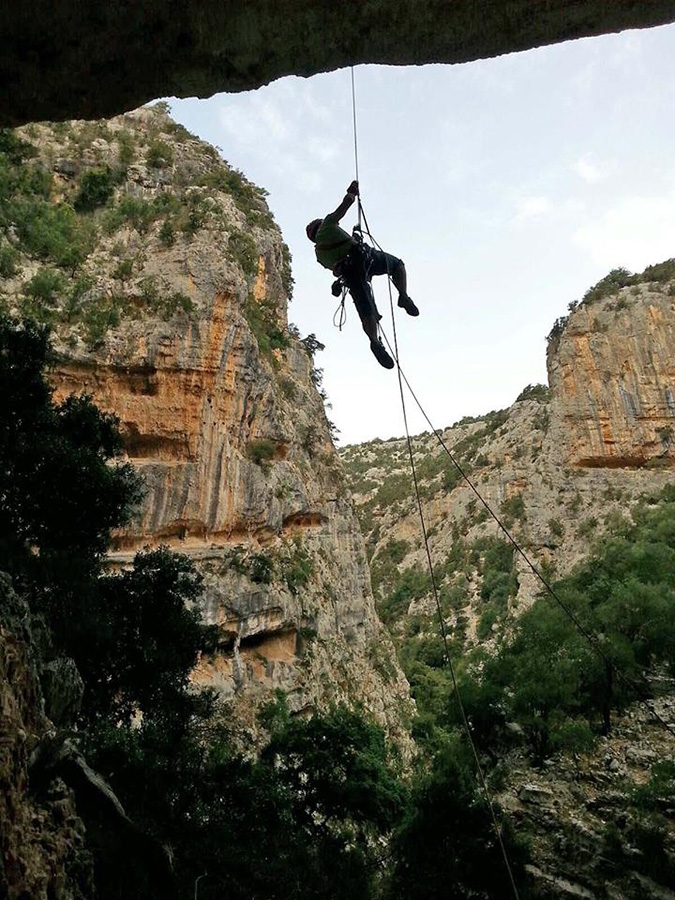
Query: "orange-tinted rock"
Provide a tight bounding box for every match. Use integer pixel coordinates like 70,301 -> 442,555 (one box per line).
548,288 -> 675,468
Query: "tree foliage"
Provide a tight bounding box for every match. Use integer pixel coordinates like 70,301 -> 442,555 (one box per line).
387,736 -> 528,900
0,317 -> 141,580
456,489 -> 675,759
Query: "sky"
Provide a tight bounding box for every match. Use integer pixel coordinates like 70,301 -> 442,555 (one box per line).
166,23 -> 675,445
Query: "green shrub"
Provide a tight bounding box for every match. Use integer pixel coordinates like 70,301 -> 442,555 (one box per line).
64,274 -> 95,321
0,243 -> 20,277
247,439 -> 276,469
281,241 -> 294,299
583,267 -> 635,305
228,230 -> 258,276
244,296 -> 289,362
158,219 -> 175,246
145,139 -> 174,169
21,268 -> 68,321
198,165 -> 274,228
116,130 -> 135,167
549,518 -> 564,538
74,166 -> 116,212
134,275 -> 193,317
549,717 -> 595,756
576,516 -> 598,538
278,377 -> 296,400
640,258 -> 675,283
249,551 -> 275,584
633,758 -> 675,811
103,195 -> 156,235
516,383 -> 550,403
477,604 -> 499,639
82,294 -> 123,346
371,539 -> 410,595
500,494 -> 525,526
379,565 -> 431,624
113,257 -> 134,281
0,128 -> 37,164
10,199 -> 97,269
443,461 -> 462,491
468,536 -> 518,611
547,314 -> 569,346
180,191 -> 209,236
280,539 -> 314,594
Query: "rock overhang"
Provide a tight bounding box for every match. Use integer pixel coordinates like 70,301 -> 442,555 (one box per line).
3,0 -> 675,126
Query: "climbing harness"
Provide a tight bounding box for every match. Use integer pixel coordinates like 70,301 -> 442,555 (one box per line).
330,224 -> 377,332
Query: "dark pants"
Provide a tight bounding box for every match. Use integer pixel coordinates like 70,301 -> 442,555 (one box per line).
336,245 -> 403,322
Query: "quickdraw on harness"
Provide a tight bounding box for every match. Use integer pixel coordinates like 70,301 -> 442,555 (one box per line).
331,222 -> 375,331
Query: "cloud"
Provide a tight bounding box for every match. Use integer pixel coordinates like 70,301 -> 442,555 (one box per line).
217,95 -> 290,146
572,156 -> 610,184
573,193 -> 675,270
511,195 -> 552,224
211,77 -> 347,193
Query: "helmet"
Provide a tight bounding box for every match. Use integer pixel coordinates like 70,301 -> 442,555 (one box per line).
306,219 -> 322,241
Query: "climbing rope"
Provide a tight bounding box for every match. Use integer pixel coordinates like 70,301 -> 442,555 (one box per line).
350,67 -> 362,231
347,78 -> 523,893
379,234 -> 523,900
342,76 -> 673,895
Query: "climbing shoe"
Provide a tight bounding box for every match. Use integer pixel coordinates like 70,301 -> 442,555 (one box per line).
397,294 -> 419,316
370,339 -> 395,369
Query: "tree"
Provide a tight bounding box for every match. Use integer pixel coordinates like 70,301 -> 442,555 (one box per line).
461,487 -> 675,760
387,736 -> 528,899
76,548 -> 218,725
0,317 -> 142,593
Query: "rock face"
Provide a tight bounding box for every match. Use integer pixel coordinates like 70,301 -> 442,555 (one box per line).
0,572 -> 179,899
0,574 -> 93,900
499,695 -> 675,900
3,1 -> 675,125
343,270 -> 675,630
4,106 -> 412,747
548,287 -> 675,468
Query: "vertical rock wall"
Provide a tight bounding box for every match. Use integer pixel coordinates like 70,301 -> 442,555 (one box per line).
18,108 -> 414,745
548,286 -> 675,468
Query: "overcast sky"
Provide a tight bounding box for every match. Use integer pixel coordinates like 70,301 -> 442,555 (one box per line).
167,23 -> 675,445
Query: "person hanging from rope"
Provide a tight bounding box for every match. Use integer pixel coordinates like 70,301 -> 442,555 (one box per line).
306,181 -> 419,369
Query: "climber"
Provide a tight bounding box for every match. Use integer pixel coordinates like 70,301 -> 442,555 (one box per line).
306,180 -> 418,369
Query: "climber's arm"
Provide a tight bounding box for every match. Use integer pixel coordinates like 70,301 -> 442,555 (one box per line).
325,180 -> 359,223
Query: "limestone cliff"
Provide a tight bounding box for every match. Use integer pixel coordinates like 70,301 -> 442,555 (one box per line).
548,281 -> 675,469
1,106 -> 412,746
343,268 -> 675,629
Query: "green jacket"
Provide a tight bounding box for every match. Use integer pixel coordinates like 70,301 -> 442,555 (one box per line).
314,211 -> 354,271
